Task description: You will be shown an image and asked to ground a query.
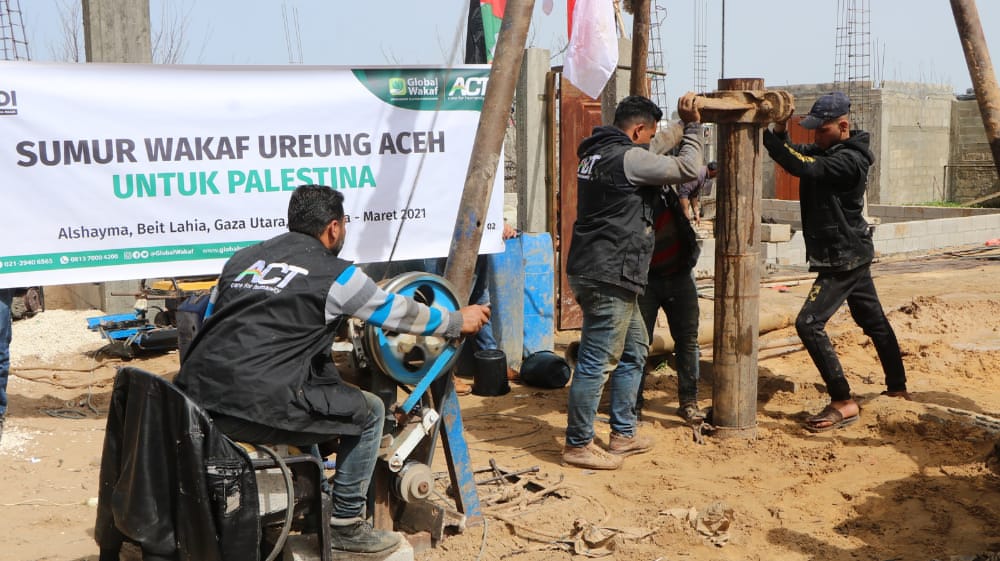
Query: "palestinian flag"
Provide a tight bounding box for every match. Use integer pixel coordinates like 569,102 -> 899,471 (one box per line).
466,0 -> 506,63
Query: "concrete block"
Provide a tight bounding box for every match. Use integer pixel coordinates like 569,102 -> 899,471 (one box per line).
788,231 -> 806,250
761,223 -> 791,242
883,235 -> 903,254
761,242 -> 778,263
908,221 -> 928,239
694,238 -> 716,277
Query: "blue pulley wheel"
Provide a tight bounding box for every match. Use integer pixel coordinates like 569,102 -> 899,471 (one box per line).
361,272 -> 463,386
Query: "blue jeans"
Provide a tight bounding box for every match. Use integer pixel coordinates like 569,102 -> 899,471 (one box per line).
637,270 -> 701,406
566,277 -> 648,447
211,390 -> 384,520
425,256 -> 497,351
0,288 -> 12,417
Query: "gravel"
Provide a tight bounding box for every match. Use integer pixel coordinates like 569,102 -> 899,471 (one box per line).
10,309 -> 108,366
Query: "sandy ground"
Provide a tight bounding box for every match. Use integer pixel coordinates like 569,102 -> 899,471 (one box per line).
2,249 -> 1000,561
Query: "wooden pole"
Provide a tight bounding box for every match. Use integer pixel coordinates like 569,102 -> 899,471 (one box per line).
629,0 -> 650,97
711,78 -> 764,439
444,0 -> 535,302
439,0 -> 536,528
950,0 -> 1000,180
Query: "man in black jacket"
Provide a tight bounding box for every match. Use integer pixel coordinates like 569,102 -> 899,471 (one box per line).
637,124 -> 705,423
763,92 -> 908,433
563,94 -> 703,470
176,185 -> 490,553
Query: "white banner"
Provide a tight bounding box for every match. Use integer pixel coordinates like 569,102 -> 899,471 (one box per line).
0,63 -> 504,288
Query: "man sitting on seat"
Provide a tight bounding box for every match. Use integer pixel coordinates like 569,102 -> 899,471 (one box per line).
176,184 -> 490,554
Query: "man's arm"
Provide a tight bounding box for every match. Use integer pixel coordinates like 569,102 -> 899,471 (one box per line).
763,129 -> 864,186
324,265 -> 488,338
678,197 -> 693,222
625,122 -> 704,186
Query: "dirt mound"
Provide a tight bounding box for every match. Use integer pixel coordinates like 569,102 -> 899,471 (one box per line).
5,260 -> 1000,561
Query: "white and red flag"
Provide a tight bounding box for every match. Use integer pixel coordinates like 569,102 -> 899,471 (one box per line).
563,0 -> 618,98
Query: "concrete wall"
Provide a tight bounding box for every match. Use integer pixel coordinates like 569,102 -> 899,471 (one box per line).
948,98 -> 1000,202
763,81 -> 953,206
877,82 -> 953,204
762,198 -> 1000,227
749,199 -> 1000,272
514,48 -> 550,233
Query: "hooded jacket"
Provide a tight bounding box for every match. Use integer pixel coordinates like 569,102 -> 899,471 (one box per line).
176,231 -> 462,436
763,129 -> 875,272
567,123 -> 703,293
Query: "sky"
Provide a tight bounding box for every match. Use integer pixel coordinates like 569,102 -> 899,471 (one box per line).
15,0 -> 1000,109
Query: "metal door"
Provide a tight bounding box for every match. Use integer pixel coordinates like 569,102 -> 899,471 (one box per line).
556,77 -> 603,330
774,115 -> 812,200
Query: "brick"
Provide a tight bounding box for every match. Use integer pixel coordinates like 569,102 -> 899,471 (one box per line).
760,223 -> 791,242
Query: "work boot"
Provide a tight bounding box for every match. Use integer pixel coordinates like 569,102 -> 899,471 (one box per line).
329,518 -> 402,553
608,431 -> 654,456
562,441 -> 623,470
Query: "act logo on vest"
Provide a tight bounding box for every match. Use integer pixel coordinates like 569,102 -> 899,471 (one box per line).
577,154 -> 601,180
231,260 -> 309,293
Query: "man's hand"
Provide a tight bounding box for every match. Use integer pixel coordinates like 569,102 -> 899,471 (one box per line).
773,109 -> 793,134
677,92 -> 701,124
459,304 -> 491,334
502,220 -> 517,240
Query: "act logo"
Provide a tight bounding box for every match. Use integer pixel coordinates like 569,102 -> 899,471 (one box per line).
448,76 -> 488,97
388,78 -> 407,97
234,260 -> 309,289
0,90 -> 17,116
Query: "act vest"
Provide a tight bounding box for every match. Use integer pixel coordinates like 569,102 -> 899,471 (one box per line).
176,232 -> 366,436
567,133 -> 655,294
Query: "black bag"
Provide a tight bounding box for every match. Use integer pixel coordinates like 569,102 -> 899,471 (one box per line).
518,351 -> 571,389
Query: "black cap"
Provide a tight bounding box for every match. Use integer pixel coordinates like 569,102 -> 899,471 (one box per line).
800,91 -> 851,129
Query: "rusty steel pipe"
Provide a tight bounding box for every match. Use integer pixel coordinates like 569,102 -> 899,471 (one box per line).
950,0 -> 1000,179
697,90 -> 795,124
707,78 -> 768,440
443,0 -> 535,303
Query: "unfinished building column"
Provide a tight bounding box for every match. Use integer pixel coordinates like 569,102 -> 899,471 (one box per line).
699,79 -> 793,439
82,0 -> 152,63
80,0 -> 151,314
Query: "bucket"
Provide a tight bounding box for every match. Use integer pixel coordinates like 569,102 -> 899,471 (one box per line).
472,349 -> 510,396
519,350 -> 571,389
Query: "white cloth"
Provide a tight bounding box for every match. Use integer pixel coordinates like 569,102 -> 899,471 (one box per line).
563,0 -> 618,99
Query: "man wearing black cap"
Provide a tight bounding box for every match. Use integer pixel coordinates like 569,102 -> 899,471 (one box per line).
763,91 -> 909,433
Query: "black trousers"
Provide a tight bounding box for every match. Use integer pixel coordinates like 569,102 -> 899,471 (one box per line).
795,264 -> 907,402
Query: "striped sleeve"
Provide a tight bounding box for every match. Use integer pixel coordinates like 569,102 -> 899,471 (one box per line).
325,265 -> 462,338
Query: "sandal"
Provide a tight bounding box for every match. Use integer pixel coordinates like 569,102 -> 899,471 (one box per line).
678,402 -> 706,423
805,405 -> 859,433
880,390 -> 912,401
452,375 -> 472,396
